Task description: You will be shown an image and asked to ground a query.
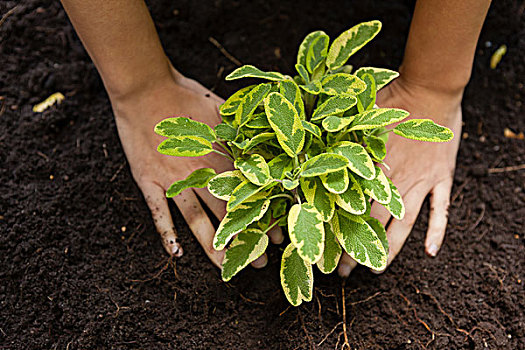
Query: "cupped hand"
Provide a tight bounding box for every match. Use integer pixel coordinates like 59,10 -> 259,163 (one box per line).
338,77 -> 462,277
110,69 -> 281,268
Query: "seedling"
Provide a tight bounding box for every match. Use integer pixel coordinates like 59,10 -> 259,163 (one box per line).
154,20 -> 454,306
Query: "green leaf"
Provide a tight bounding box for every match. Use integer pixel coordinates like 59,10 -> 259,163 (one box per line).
214,122 -> 237,141
301,153 -> 349,177
166,168 -> 216,198
306,137 -> 326,158
243,133 -> 276,152
157,136 -> 213,157
384,178 -> 405,220
335,173 -> 366,215
350,108 -> 409,131
365,217 -> 388,253
330,141 -> 376,180
227,181 -> 268,211
393,119 -> 454,142
357,166 -> 391,204
235,83 -> 272,127
225,65 -> 285,82
317,221 -> 342,274
302,120 -> 322,139
268,153 -> 293,180
320,168 -> 349,194
355,67 -> 399,90
356,73 -> 376,112
220,85 -> 255,115
300,80 -> 323,95
295,63 -> 310,83
244,112 -> 270,129
306,33 -> 329,73
288,204 -> 325,263
326,20 -> 382,70
214,193 -> 271,250
272,197 -> 289,218
221,228 -> 269,282
280,243 -> 313,306
320,73 -> 366,96
297,31 -> 327,67
321,115 -> 355,132
364,134 -> 386,160
312,95 -> 358,121
333,210 -> 387,270
300,177 -> 335,222
208,170 -> 245,201
155,117 -> 216,142
234,154 -> 271,186
279,80 -> 306,119
283,178 -> 300,190
328,65 -> 354,75
264,92 -> 305,157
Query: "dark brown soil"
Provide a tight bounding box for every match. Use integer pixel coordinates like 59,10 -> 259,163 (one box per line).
1,0 -> 524,349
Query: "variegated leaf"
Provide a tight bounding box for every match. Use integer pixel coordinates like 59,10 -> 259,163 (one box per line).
221,228 -> 269,281
306,33 -> 329,73
235,154 -> 271,186
155,117 -> 216,142
356,73 -> 376,112
283,178 -> 300,190
365,134 -> 386,160
157,136 -> 213,157
384,178 -> 405,220
295,63 -> 310,83
166,168 -> 216,198
243,133 -> 276,152
235,83 -> 272,127
288,204 -> 325,263
393,119 -> 454,142
366,217 -> 388,253
355,67 -> 399,90
300,177 -> 335,222
245,112 -> 270,129
322,115 -> 355,132
301,153 -> 349,177
320,168 -> 349,194
335,173 -> 366,214
226,65 -> 285,82
330,141 -> 376,180
350,108 -> 409,131
311,95 -> 358,121
358,166 -> 391,204
280,80 -> 306,119
220,85 -> 255,115
268,153 -> 294,180
215,194 -> 271,250
297,31 -> 327,67
317,221 -> 342,274
300,80 -> 323,95
333,211 -> 387,270
326,20 -> 382,70
272,197 -> 289,218
214,122 -> 237,141
208,170 -> 245,201
227,181 -> 264,211
264,92 -> 305,157
302,120 -> 322,139
280,243 -> 313,306
320,73 -> 366,96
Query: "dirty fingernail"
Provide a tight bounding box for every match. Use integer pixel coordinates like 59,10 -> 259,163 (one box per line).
251,254 -> 268,269
427,243 -> 439,257
338,263 -> 353,278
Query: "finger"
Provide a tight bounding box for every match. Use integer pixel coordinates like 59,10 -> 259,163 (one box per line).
337,252 -> 358,278
194,187 -> 227,220
268,225 -> 284,244
373,184 -> 428,273
425,178 -> 453,257
172,189 -> 224,267
370,200 -> 392,227
141,182 -> 182,257
251,253 -> 268,268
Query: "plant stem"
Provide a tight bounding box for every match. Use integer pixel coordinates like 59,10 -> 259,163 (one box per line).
375,128 -> 393,137
268,193 -> 295,201
263,219 -> 281,234
216,141 -> 233,156
212,149 -> 234,161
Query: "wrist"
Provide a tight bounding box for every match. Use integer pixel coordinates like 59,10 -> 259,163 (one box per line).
398,63 -> 470,98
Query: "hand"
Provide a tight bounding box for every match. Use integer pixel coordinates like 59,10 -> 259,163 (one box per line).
337,77 -> 462,277
110,68 -> 282,268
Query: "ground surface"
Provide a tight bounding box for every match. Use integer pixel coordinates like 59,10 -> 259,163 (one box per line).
1,0 -> 524,349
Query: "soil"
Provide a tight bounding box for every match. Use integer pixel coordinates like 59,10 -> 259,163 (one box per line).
1,0 -> 524,349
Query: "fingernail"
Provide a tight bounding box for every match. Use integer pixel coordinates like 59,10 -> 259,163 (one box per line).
268,226 -> 284,244
251,254 -> 268,269
172,243 -> 183,257
427,243 -> 439,257
338,263 -> 353,278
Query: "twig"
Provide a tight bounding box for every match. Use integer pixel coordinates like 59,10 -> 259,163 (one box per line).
238,293 -> 265,305
279,305 -> 291,316
317,321 -> 342,346
348,291 -> 382,306
451,178 -> 471,203
488,163 -> 525,174
0,5 -> 18,28
469,203 -> 485,231
341,282 -> 350,350
298,311 -> 315,350
36,151 -> 49,161
110,162 -> 126,182
208,37 -> 242,66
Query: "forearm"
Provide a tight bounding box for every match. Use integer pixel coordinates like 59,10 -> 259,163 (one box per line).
401,0 -> 491,94
60,0 -> 171,99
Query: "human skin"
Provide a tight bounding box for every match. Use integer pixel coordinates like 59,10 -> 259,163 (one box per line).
59,0 -> 490,274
